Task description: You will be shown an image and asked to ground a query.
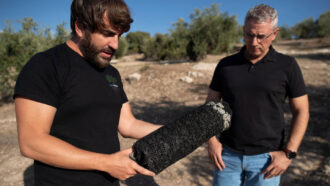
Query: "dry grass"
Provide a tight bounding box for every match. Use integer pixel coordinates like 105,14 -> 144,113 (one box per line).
0,38 -> 329,186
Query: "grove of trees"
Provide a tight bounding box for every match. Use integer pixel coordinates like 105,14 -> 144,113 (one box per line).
0,18 -> 70,99
123,4 -> 242,61
1,4 -> 330,100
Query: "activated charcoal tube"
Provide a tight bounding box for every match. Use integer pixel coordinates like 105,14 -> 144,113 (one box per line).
130,100 -> 232,174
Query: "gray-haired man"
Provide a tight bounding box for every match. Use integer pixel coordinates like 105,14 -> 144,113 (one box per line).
206,4 -> 309,186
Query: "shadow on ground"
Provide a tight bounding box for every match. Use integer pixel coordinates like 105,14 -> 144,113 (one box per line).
293,53 -> 330,61
21,84 -> 329,186
281,85 -> 330,185
0,95 -> 12,106
127,84 -> 330,186
131,100 -> 199,125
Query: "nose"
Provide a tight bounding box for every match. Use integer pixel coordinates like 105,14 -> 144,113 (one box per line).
108,35 -> 119,50
251,36 -> 259,46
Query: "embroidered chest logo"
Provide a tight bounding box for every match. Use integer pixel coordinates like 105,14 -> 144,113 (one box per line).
105,74 -> 119,88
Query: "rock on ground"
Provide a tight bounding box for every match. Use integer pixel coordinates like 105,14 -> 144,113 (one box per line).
0,38 -> 329,186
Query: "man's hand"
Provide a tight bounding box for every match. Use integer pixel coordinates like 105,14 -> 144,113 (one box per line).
206,89 -> 224,170
101,148 -> 155,180
208,136 -> 225,171
262,150 -> 292,179
118,102 -> 162,139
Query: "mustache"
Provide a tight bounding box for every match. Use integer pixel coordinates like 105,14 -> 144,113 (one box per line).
101,47 -> 115,54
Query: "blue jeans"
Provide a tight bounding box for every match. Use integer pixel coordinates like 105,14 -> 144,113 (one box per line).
212,147 -> 280,186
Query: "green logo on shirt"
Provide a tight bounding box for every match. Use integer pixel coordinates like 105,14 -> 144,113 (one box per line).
105,74 -> 118,87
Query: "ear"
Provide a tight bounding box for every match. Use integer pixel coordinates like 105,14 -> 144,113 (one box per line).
75,20 -> 84,38
272,28 -> 280,41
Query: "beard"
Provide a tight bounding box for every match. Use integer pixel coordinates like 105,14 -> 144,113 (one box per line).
80,32 -> 115,69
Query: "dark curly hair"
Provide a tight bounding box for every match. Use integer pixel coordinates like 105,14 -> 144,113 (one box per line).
70,0 -> 133,36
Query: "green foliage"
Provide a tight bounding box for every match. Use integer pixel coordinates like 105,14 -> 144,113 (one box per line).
53,22 -> 71,45
2,10 -> 330,99
19,17 -> 38,33
317,11 -> 330,37
188,4 -> 240,60
0,18 -> 70,99
291,17 -> 317,39
114,37 -> 128,58
142,33 -> 172,60
189,4 -> 240,61
276,25 -> 292,40
126,31 -> 151,54
290,11 -> 330,39
141,3 -> 241,61
169,18 -> 190,60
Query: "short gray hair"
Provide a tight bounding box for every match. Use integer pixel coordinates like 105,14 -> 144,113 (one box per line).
244,4 -> 278,29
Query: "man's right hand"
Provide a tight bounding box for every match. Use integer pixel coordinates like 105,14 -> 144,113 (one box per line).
101,148 -> 155,180
208,136 -> 225,171
16,98 -> 155,181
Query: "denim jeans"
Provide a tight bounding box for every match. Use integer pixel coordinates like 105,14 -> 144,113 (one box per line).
212,147 -> 280,186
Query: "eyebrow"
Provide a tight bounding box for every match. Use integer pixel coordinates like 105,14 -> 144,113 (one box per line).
102,29 -> 117,35
246,32 -> 267,36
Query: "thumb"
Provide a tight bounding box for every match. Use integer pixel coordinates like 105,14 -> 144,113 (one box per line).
122,148 -> 133,155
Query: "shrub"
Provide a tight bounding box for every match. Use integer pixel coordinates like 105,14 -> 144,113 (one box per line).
0,18 -> 70,100
114,37 -> 128,59
317,11 -> 330,37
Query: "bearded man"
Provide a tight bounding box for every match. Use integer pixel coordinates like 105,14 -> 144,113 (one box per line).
14,0 -> 161,185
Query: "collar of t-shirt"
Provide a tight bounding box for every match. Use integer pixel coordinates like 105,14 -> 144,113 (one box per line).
239,45 -> 277,64
238,45 -> 277,72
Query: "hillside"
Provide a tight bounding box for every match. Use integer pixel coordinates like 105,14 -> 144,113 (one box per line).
0,38 -> 329,186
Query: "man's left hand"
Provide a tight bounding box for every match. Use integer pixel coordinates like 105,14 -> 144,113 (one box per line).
262,151 -> 292,179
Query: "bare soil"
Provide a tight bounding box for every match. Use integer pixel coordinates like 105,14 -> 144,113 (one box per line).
0,38 -> 329,186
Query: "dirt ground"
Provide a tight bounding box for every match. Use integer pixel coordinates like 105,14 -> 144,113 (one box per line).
0,38 -> 329,186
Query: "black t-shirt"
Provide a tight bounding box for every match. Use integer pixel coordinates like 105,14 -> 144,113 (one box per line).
14,43 -> 128,186
210,46 -> 307,155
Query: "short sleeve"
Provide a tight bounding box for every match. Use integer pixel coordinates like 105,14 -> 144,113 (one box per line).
209,61 -> 223,92
112,67 -> 128,104
14,53 -> 61,108
287,59 -> 307,98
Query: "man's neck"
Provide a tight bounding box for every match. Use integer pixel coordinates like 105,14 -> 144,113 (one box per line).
244,48 -> 269,64
66,37 -> 84,57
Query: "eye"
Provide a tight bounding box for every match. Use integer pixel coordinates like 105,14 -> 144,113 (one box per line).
256,35 -> 267,39
103,32 -> 115,37
101,30 -> 117,37
245,32 -> 254,38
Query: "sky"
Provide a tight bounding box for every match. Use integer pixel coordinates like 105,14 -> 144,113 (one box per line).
0,0 -> 329,35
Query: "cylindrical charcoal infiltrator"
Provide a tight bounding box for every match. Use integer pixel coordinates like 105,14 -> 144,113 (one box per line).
130,100 -> 232,174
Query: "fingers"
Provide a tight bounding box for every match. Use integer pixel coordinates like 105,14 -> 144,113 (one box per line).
133,162 -> 155,177
262,163 -> 281,179
213,155 -> 222,170
217,156 -> 226,170
263,166 -> 277,179
116,158 -> 155,180
119,169 -> 137,181
262,163 -> 286,179
105,148 -> 156,180
122,147 -> 133,155
209,154 -> 225,171
261,164 -> 273,175
262,151 -> 291,179
262,164 -> 280,179
124,148 -> 155,177
207,140 -> 225,171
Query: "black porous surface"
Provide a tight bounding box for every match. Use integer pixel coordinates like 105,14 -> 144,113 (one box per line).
131,100 -> 232,174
